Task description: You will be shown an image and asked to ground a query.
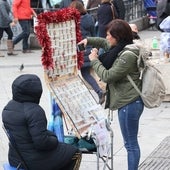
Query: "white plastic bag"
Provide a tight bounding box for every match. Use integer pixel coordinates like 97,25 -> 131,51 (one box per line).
160,33 -> 170,53
93,119 -> 111,157
160,16 -> 170,32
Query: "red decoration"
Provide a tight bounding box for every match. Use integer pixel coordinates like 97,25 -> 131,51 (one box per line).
35,8 -> 83,70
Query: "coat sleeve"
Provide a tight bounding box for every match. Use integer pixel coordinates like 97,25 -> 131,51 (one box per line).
0,3 -> 11,24
12,0 -> 22,19
90,50 -> 137,83
25,105 -> 59,151
87,37 -> 110,51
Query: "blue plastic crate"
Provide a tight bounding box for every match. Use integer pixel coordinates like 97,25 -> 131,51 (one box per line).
3,163 -> 17,170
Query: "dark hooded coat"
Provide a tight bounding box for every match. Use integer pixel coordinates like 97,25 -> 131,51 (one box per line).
2,74 -> 78,170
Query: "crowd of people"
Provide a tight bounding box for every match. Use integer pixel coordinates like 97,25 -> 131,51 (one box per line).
0,0 -> 37,56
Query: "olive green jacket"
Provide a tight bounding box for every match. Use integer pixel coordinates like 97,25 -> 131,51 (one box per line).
87,37 -> 142,110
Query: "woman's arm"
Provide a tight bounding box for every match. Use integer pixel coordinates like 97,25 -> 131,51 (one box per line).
89,50 -> 137,83
27,106 -> 58,151
78,37 -> 110,51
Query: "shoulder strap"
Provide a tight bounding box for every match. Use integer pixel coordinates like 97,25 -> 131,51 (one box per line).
123,50 -> 143,96
127,74 -> 142,96
110,3 -> 116,20
122,49 -> 145,79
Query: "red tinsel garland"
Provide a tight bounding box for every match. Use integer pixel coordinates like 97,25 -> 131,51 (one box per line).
35,8 -> 83,70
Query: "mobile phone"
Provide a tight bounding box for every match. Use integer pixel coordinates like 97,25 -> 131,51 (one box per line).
77,44 -> 85,52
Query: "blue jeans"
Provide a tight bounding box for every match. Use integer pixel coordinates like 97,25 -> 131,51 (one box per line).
13,20 -> 31,50
80,67 -> 102,95
41,0 -> 47,10
118,97 -> 144,170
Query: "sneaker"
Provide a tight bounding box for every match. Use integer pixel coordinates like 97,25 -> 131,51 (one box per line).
98,90 -> 106,105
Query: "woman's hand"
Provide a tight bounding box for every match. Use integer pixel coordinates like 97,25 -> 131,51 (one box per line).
89,48 -> 98,61
78,38 -> 87,47
13,18 -> 18,24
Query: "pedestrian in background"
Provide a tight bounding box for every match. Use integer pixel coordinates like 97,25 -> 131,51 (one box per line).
12,0 -> 37,53
0,0 -> 16,57
41,0 -> 49,12
156,0 -> 170,31
60,0 -> 83,8
87,0 -> 125,37
79,19 -> 144,170
86,0 -> 100,36
70,0 -> 105,104
97,0 -> 117,38
86,0 -> 125,20
97,0 -> 118,55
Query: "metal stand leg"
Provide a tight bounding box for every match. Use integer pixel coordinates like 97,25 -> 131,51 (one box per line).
97,146 -> 100,170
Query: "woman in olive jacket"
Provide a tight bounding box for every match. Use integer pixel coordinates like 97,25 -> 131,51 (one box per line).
2,74 -> 81,170
79,19 -> 144,170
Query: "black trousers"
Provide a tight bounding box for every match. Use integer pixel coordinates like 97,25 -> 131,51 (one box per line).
0,27 -> 13,40
60,151 -> 82,170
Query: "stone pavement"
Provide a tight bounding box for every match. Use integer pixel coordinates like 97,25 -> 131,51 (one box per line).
0,29 -> 170,170
138,136 -> 170,169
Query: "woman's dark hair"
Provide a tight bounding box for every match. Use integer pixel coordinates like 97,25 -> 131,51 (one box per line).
106,19 -> 133,43
70,1 -> 86,15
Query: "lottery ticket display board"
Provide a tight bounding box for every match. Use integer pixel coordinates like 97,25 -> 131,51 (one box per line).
35,8 -> 108,138
47,20 -> 77,77
35,8 -> 83,77
49,75 -> 107,137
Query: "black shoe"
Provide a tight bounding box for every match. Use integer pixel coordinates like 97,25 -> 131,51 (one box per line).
22,49 -> 33,53
7,52 -> 18,56
98,90 -> 106,105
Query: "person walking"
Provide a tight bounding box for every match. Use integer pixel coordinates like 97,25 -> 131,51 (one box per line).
79,19 -> 144,170
2,74 -> 82,170
0,0 -> 16,57
86,0 -> 125,20
96,0 -> 118,55
97,0 -> 117,38
70,0 -> 105,104
12,0 -> 37,53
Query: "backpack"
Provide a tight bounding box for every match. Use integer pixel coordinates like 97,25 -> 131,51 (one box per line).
126,48 -> 166,109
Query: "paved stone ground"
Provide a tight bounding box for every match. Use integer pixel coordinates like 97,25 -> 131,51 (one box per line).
139,136 -> 170,170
